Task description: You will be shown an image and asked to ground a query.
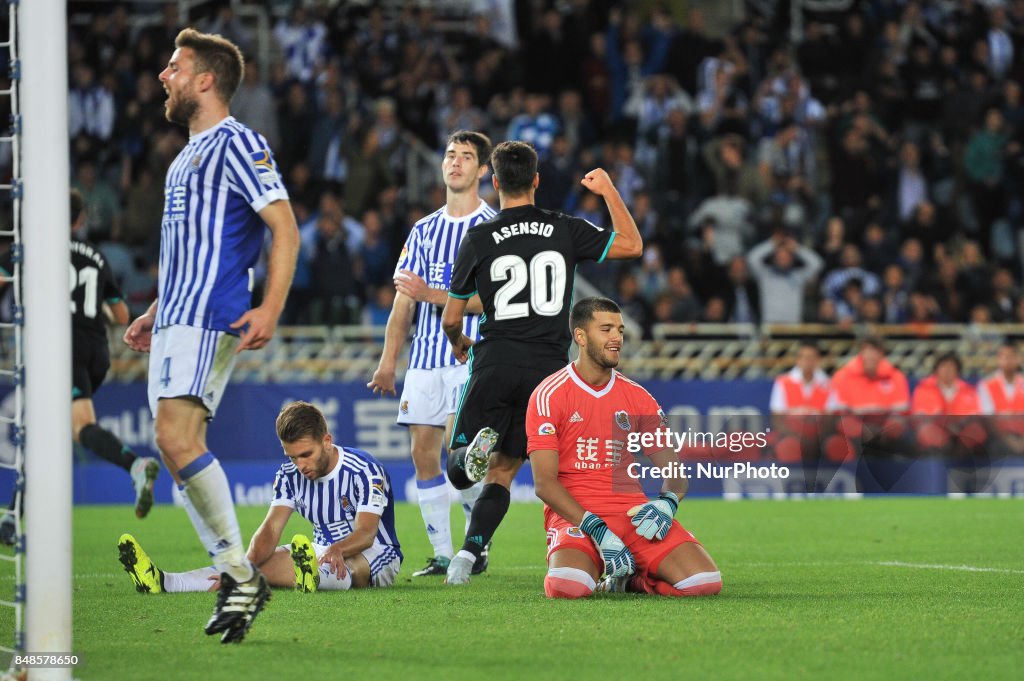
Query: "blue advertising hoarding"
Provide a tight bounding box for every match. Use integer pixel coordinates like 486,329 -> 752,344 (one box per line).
0,380 -> 1019,504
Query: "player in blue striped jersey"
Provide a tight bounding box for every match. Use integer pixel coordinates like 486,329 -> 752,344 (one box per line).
368,131 -> 495,577
122,28 -> 299,644
118,402 -> 402,595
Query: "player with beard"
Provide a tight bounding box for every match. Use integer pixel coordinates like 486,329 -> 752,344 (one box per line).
527,297 -> 721,598
122,28 -> 299,643
118,401 -> 401,596
440,141 -> 643,584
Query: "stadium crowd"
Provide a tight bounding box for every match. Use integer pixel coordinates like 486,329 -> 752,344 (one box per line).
18,1 -> 1024,334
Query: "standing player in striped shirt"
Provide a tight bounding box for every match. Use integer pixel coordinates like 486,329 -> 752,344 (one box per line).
368,131 -> 495,577
122,29 -> 299,643
118,402 -> 401,595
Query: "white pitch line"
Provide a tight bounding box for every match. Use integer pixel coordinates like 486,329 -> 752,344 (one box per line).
0,572 -> 125,580
874,561 -> 1024,575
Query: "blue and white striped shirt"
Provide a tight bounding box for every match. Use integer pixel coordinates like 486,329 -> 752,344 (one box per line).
157,116 -> 289,334
271,445 -> 401,560
396,201 -> 496,369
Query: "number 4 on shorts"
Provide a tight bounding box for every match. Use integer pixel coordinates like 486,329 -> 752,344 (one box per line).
160,357 -> 172,388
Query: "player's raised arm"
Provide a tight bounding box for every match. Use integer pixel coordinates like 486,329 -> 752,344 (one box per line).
580,168 -> 643,260
247,504 -> 292,568
230,199 -> 300,352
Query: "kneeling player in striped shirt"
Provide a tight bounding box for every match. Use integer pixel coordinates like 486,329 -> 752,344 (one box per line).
118,402 -> 402,594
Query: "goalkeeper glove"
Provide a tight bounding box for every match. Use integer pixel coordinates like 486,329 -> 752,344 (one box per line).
579,511 -> 636,578
627,491 -> 679,541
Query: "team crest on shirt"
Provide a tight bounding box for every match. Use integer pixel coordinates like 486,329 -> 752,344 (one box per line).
249,149 -> 277,186
340,495 -> 351,511
614,410 -> 631,431
400,400 -> 409,414
538,422 -> 556,436
566,527 -> 584,538
190,154 -> 203,174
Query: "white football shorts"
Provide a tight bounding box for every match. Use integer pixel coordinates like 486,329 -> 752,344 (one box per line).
396,363 -> 469,427
303,541 -> 401,589
147,324 -> 240,419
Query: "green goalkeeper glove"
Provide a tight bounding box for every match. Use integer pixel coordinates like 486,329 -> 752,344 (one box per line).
627,491 -> 679,541
579,511 -> 636,578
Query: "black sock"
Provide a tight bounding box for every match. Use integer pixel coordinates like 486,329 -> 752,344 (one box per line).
460,483 -> 510,558
79,424 -> 137,472
446,446 -> 473,490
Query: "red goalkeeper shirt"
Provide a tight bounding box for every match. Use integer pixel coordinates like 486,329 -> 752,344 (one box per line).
526,363 -> 667,515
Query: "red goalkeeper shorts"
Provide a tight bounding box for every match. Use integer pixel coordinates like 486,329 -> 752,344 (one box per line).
544,505 -> 701,578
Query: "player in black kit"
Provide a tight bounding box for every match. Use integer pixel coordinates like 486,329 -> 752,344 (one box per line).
0,191 -> 159,544
440,141 -> 642,583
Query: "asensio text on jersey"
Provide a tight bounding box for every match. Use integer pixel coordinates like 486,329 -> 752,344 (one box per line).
157,117 -> 288,333
397,201 -> 497,369
449,205 -> 614,367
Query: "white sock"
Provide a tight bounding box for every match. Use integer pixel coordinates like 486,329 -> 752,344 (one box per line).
673,571 -> 722,590
177,484 -> 219,561
459,482 -> 483,533
163,567 -> 219,593
547,566 -> 597,591
416,475 -> 453,559
180,453 -> 251,582
316,563 -> 353,591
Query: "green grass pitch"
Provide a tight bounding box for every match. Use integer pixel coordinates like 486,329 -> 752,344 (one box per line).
2,498 -> 1022,680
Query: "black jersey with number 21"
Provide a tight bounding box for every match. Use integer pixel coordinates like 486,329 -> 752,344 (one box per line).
449,204 -> 614,368
70,237 -> 123,336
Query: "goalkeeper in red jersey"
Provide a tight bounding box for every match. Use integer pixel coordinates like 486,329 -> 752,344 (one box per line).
527,297 -> 721,598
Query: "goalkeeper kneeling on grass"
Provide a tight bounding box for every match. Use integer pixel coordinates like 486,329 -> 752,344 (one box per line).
527,297 -> 721,598
117,401 -> 402,594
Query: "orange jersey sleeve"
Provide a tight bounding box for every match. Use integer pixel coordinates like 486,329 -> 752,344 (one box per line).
527,366 -> 573,455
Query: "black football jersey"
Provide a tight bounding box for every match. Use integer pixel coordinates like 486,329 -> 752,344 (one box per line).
449,205 -> 613,367
70,238 -> 123,336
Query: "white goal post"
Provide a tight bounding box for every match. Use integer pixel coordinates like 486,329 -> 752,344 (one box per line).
21,1 -> 72,680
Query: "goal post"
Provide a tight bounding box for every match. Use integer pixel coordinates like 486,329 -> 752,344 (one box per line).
21,0 -> 72,679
